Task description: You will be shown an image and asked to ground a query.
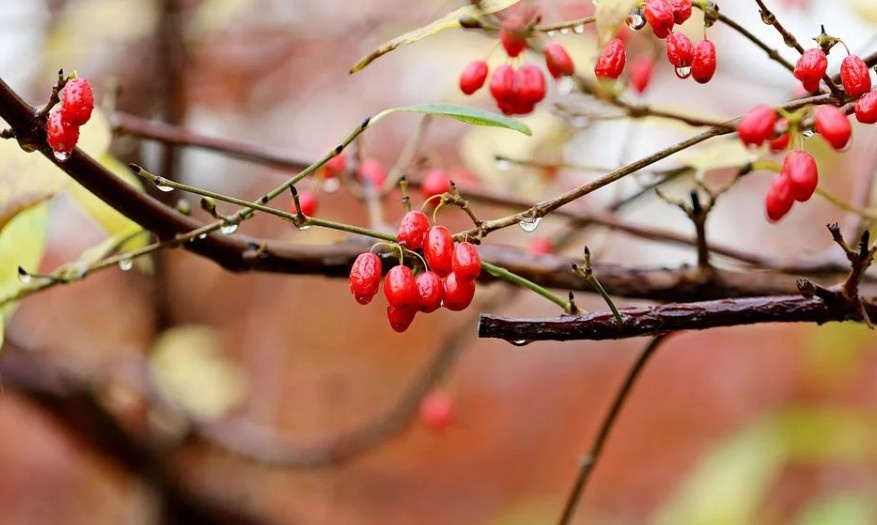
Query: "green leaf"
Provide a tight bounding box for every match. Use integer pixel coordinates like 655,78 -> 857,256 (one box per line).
595,0 -> 639,46
384,104 -> 532,135
349,0 -> 522,73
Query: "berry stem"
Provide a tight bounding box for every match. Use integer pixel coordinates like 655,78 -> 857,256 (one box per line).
482,261 -> 572,313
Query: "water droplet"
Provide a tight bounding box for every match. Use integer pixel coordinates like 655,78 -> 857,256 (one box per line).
198,233 -> 208,240
518,215 -> 542,233
17,267 -> 30,284
154,176 -> 174,192
510,339 -> 533,347
545,30 -> 557,37
118,258 -> 134,271
674,66 -> 692,79
220,223 -> 239,235
572,24 -> 585,34
295,223 -> 312,231
53,150 -> 70,162
559,27 -> 570,35
802,129 -> 816,138
321,177 -> 341,193
495,158 -> 513,171
557,77 -> 575,94
626,9 -> 646,30
571,115 -> 590,128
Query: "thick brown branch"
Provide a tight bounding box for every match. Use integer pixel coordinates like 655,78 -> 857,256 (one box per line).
478,295 -> 877,342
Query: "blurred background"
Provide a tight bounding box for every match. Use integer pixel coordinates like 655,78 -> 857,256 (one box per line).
2,0 -> 877,524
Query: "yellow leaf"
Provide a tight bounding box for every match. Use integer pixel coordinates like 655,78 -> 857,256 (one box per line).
149,326 -> 246,419
0,203 -> 50,322
0,138 -> 66,232
852,0 -> 877,25
350,0 -> 523,73
675,139 -> 758,179
595,0 -> 639,46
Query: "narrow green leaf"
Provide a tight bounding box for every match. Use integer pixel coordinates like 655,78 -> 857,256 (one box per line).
388,104 -> 532,135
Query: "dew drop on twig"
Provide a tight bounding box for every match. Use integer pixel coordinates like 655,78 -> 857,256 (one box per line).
118,258 -> 134,271
153,176 -> 174,192
518,216 -> 542,233
53,150 -> 70,162
674,66 -> 692,79
220,223 -> 239,235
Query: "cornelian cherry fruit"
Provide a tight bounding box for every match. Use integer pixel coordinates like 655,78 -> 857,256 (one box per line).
500,15 -> 527,57
294,191 -> 318,216
357,158 -> 387,187
793,48 -> 827,93
397,210 -> 431,250
765,174 -> 794,222
594,38 -> 626,80
46,108 -> 79,156
349,253 -> 382,305
452,242 -> 481,281
416,271 -> 444,313
387,305 -> 417,333
421,168 -> 452,201
691,39 -> 716,84
419,391 -> 454,431
384,265 -> 419,309
840,55 -> 871,98
737,105 -> 777,147
629,57 -> 654,94
813,105 -> 851,150
644,0 -> 675,39
782,149 -> 818,202
59,78 -> 94,126
322,153 -> 347,179
442,272 -> 476,311
855,91 -> 877,124
544,42 -> 575,78
423,226 -> 455,277
665,32 -> 694,70
459,60 -> 489,95
667,0 -> 692,24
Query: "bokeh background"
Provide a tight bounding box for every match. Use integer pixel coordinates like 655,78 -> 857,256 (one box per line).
2,0 -> 877,524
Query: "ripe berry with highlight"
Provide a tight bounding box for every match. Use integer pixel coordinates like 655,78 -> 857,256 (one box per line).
384,265 -> 419,309
814,105 -> 851,150
644,0 -> 675,39
595,38 -> 626,80
423,225 -> 455,277
387,305 -> 417,333
793,48 -> 827,93
348,253 -> 382,305
489,64 -> 515,103
544,42 -> 575,78
667,0 -> 692,24
46,109 -> 80,156
416,271 -> 444,313
322,153 -> 347,179
459,60 -> 489,95
500,15 -> 527,57
855,91 -> 877,124
765,174 -> 794,222
782,149 -> 818,202
665,32 -> 694,70
442,272 -> 476,311
737,105 -> 777,147
421,168 -> 452,201
629,57 -> 654,94
419,391 -> 454,432
840,55 -> 871,98
516,65 -> 546,105
294,191 -> 318,216
59,78 -> 94,126
691,39 -> 716,84
397,210 -> 431,250
452,242 -> 481,281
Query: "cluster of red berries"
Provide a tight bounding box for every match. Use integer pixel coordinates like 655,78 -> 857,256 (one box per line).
794,48 -> 877,124
458,13 -> 575,115
348,210 -> 482,332
595,0 -> 716,85
45,77 -> 94,159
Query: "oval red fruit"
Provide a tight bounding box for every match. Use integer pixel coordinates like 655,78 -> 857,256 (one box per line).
349,253 -> 382,305
782,149 -> 818,202
442,272 -> 476,311
357,158 -> 387,187
397,210 -> 431,250
644,0 -> 675,39
500,15 -> 527,57
629,57 -> 654,94
421,168 -> 452,201
691,39 -> 716,84
665,31 -> 694,69
814,105 -> 851,150
459,60 -> 489,95
419,391 -> 454,431
489,64 -> 516,103
765,175 -> 794,222
737,105 -> 777,147
667,0 -> 692,24
416,271 -> 444,313
768,119 -> 790,152
452,242 -> 481,281
384,265 -> 419,309
322,152 -> 347,179
529,238 -> 553,255
840,55 -> 872,98
516,64 -> 546,105
544,42 -> 575,78
793,48 -> 827,93
59,78 -> 94,126
46,109 -> 80,155
387,305 -> 417,333
855,91 -> 877,124
423,226 -> 455,277
595,38 -> 626,80
293,191 -> 318,216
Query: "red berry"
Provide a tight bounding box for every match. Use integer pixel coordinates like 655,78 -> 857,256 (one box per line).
814,105 -> 852,150
489,64 -> 516,103
442,272 -> 476,311
421,168 -> 452,201
322,152 -> 347,179
451,242 -> 481,281
737,105 -> 777,147
840,55 -> 872,98
765,174 -> 795,222
516,64 -> 546,105
349,253 -> 382,305
459,60 -> 489,95
528,238 -> 553,255
691,39 -> 716,84
384,265 -> 419,309
59,78 -> 94,126
357,158 -> 387,187
644,0 -> 675,39
45,109 -> 79,155
793,48 -> 827,93
397,210 -> 431,250
293,191 -> 318,216
544,42 -> 575,78
855,91 -> 877,124
665,32 -> 694,70
416,271 -> 444,313
782,149 -> 818,202
594,38 -> 626,80
423,225 -> 454,277
387,305 -> 417,333
629,57 -> 655,94
768,119 -> 790,152
419,391 -> 454,431
500,15 -> 528,57
667,0 -> 692,24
